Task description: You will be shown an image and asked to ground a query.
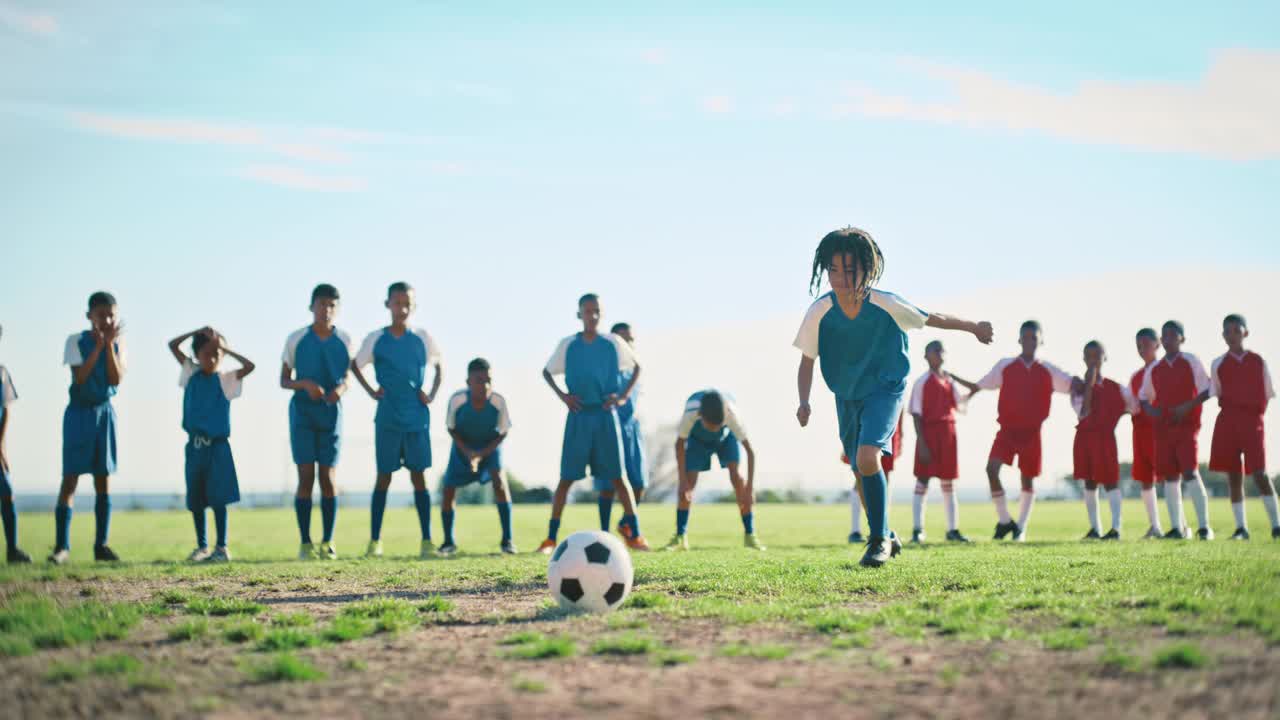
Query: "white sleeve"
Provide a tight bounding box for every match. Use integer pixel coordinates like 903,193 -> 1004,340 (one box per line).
281,328 -> 307,367
544,336 -> 573,375
792,296 -> 832,359
0,367 -> 16,406
445,391 -> 467,430
724,399 -> 748,441
610,334 -> 638,372
492,392 -> 512,434
1186,354 -> 1211,395
908,374 -> 928,416
1210,355 -> 1225,398
1139,364 -> 1156,403
1042,361 -> 1075,394
63,334 -> 83,366
952,378 -> 969,414
335,329 -> 354,359
676,408 -> 699,439
415,329 -> 442,366
219,371 -> 244,401
977,359 -> 1010,391
869,289 -> 929,332
1263,357 -> 1276,400
353,330 -> 380,369
1071,392 -> 1085,418
178,359 -> 196,388
1121,385 -> 1140,415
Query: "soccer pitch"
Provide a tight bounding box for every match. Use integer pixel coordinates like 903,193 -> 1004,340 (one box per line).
2,501 -> 1278,719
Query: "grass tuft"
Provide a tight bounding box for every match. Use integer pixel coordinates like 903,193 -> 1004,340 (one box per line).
503,633 -> 576,659
0,595 -> 140,656
1153,642 -> 1209,669
186,597 -> 264,617
591,633 -> 658,656
240,653 -> 326,683
719,642 -> 792,660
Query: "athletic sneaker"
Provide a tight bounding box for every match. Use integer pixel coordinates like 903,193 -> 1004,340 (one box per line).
1273,527 -> 1280,540
1197,527 -> 1214,541
625,536 -> 652,552
187,546 -> 212,562
1163,527 -> 1187,540
298,543 -> 319,561
1082,529 -> 1102,540
993,521 -> 1018,540
744,533 -> 766,551
48,548 -> 69,565
93,545 -> 120,562
1012,527 -> 1027,543
319,542 -> 338,560
536,538 -> 557,555
910,528 -> 925,544
1142,527 -> 1164,539
889,534 -> 903,558
419,540 -> 435,559
1101,529 -> 1121,541
847,531 -> 864,544
365,540 -> 384,558
1228,527 -> 1250,540
859,537 -> 891,568
202,546 -> 231,563
6,547 -> 32,564
500,540 -> 517,554
437,542 -> 458,557
663,534 -> 689,552
616,521 -> 633,540
945,529 -> 971,543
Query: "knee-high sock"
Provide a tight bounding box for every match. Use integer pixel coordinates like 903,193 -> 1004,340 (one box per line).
442,510 -> 455,545
1262,494 -> 1279,529
598,495 -> 613,531
912,481 -> 927,530
849,488 -> 862,534
1184,475 -> 1209,530
547,517 -> 561,542
320,497 -> 337,543
413,490 -> 432,541
992,490 -> 1011,524
1141,486 -> 1163,532
1107,488 -> 1123,531
1165,480 -> 1186,532
941,481 -> 958,532
622,513 -> 641,538
1,498 -> 17,550
863,471 -> 888,540
676,508 -> 690,535
370,489 -> 388,541
294,497 -> 313,544
1231,501 -> 1247,531
94,494 -> 111,547
55,504 -> 72,551
212,506 -> 228,547
496,502 -> 512,542
191,508 -> 207,548
741,512 -> 754,534
1017,489 -> 1036,531
1083,487 -> 1100,533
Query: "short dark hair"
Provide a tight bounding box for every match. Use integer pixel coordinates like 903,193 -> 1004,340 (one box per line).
88,291 -> 117,311
192,331 -> 213,356
1019,320 -> 1042,335
387,281 -> 413,298
1084,339 -> 1106,355
578,293 -> 599,307
1162,320 -> 1185,338
1135,327 -> 1158,342
924,340 -> 944,355
611,322 -> 631,335
1223,313 -> 1247,330
311,283 -> 340,304
699,391 -> 726,426
467,357 -> 491,374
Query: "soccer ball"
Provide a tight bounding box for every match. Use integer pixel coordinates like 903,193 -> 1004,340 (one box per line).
547,530 -> 633,613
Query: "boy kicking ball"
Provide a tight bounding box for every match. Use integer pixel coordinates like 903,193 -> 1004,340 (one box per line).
664,390 -> 762,551
794,227 -> 992,568
438,358 -> 516,555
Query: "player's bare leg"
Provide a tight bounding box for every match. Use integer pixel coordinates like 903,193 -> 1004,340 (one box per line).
728,464 -> 763,550
987,459 -> 1016,540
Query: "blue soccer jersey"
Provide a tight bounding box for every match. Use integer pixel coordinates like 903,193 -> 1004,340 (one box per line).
353,327 -> 442,432
678,389 -> 749,446
445,390 -> 512,449
179,360 -> 243,439
544,333 -> 638,408
64,331 -> 125,407
282,326 -> 353,404
792,289 -> 929,400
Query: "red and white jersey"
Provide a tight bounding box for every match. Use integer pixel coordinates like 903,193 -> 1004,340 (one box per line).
1071,377 -> 1135,432
1140,352 -> 1212,427
1211,350 -> 1275,416
908,371 -> 966,424
977,357 -> 1074,430
1129,364 -> 1156,431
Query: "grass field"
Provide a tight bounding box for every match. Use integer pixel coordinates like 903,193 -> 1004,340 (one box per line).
2,500 -> 1278,719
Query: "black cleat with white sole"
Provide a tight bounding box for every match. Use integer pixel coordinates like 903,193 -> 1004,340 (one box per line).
860,537 -> 891,568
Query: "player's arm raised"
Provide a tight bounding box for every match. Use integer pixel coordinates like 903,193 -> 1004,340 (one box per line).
925,312 -> 994,345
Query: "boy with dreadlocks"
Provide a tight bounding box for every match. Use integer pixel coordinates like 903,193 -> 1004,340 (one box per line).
794,227 -> 993,568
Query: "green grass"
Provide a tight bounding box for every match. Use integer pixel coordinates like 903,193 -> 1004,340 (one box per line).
512,676 -> 548,693
222,619 -> 266,644
168,618 -> 211,642
257,626 -> 323,652
270,612 -> 314,627
338,597 -> 418,634
1099,645 -> 1143,672
502,632 -> 577,659
240,653 -> 326,683
591,633 -> 658,656
185,597 -> 265,617
1153,642 -> 1210,669
719,642 -> 793,660
417,595 -> 456,614
44,652 -> 143,683
0,595 -> 141,656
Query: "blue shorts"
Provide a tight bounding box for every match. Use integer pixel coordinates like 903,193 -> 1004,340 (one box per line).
289,397 -> 342,466
835,391 -> 904,462
684,431 -> 741,473
62,403 -> 117,477
0,465 -> 12,497
561,407 -> 624,483
375,426 -> 432,474
185,436 -> 240,511
443,446 -> 502,488
594,416 -> 646,492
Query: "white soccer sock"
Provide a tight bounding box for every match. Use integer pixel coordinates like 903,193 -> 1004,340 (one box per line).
1083,487 -> 1100,533
992,491 -> 1011,524
1184,475 -> 1210,530
1107,488 -> 1123,531
942,482 -> 958,532
1141,487 -> 1163,533
912,482 -> 927,530
1017,490 -> 1036,531
1232,501 -> 1247,531
1165,481 -> 1186,533
1262,494 -> 1280,529
849,489 -> 863,535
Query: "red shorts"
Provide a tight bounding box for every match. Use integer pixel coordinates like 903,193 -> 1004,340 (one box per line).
1073,430 -> 1119,488
1209,411 -> 1265,475
1131,423 -> 1156,485
1152,423 -> 1199,479
914,422 -> 959,480
989,426 -> 1042,479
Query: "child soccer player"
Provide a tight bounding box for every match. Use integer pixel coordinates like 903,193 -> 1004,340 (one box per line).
168,328 -> 254,562
51,291 -> 126,564
1072,341 -> 1135,541
281,284 -> 352,560
975,320 -> 1080,543
844,412 -> 900,543
1139,320 -> 1214,540
908,340 -> 979,543
1209,314 -> 1278,540
794,227 -> 993,568
663,389 -> 762,551
351,282 -> 444,559
1130,328 -> 1164,538
0,325 -> 31,563
439,358 -> 515,555
594,322 -> 647,533
537,294 -> 650,553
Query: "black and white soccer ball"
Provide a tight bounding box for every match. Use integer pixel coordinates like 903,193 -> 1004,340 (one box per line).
547,530 -> 633,613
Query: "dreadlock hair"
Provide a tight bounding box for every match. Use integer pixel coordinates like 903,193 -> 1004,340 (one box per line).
1135,327 -> 1158,342
1223,313 -> 1247,331
699,391 -> 726,426
808,227 -> 884,297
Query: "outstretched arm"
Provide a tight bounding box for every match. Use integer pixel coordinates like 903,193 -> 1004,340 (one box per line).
796,356 -> 815,426
926,313 -> 994,344
949,374 -> 980,394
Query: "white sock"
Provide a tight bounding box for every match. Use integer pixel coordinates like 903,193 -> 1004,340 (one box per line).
1017,490 -> 1036,531
1083,487 -> 1100,533
1232,501 -> 1247,531
849,488 -> 862,535
1141,487 -> 1163,533
942,483 -> 958,532
1263,494 -> 1280,529
1184,475 -> 1210,530
912,482 -> 927,530
992,492 -> 1011,524
1108,488 -> 1123,531
1165,481 -> 1186,533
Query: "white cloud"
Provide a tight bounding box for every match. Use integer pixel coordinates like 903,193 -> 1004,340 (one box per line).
68,111 -> 352,164
0,3 -> 57,36
831,49 -> 1280,161
239,164 -> 366,192
701,95 -> 734,114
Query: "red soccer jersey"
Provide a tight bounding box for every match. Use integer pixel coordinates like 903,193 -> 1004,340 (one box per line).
1129,366 -> 1155,433
908,371 -> 965,424
977,357 -> 1074,430
1074,378 -> 1131,433
1211,351 -> 1275,416
1140,352 -> 1211,429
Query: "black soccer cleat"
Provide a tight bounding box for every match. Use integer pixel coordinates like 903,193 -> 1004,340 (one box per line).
859,537 -> 891,568
889,534 -> 903,558
945,529 -> 971,543
93,545 -> 120,562
7,547 -> 32,563
1229,527 -> 1250,541
847,531 -> 864,544
1101,529 -> 1121,541
1082,528 -> 1101,540
1163,527 -> 1186,540
1273,526 -> 1280,540
1196,527 -> 1214,541
993,521 -> 1018,540
910,528 -> 925,544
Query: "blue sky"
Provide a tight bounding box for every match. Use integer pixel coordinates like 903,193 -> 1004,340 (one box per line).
1,1 -> 1277,495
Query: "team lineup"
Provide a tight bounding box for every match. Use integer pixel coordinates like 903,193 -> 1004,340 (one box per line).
0,227 -> 1276,568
